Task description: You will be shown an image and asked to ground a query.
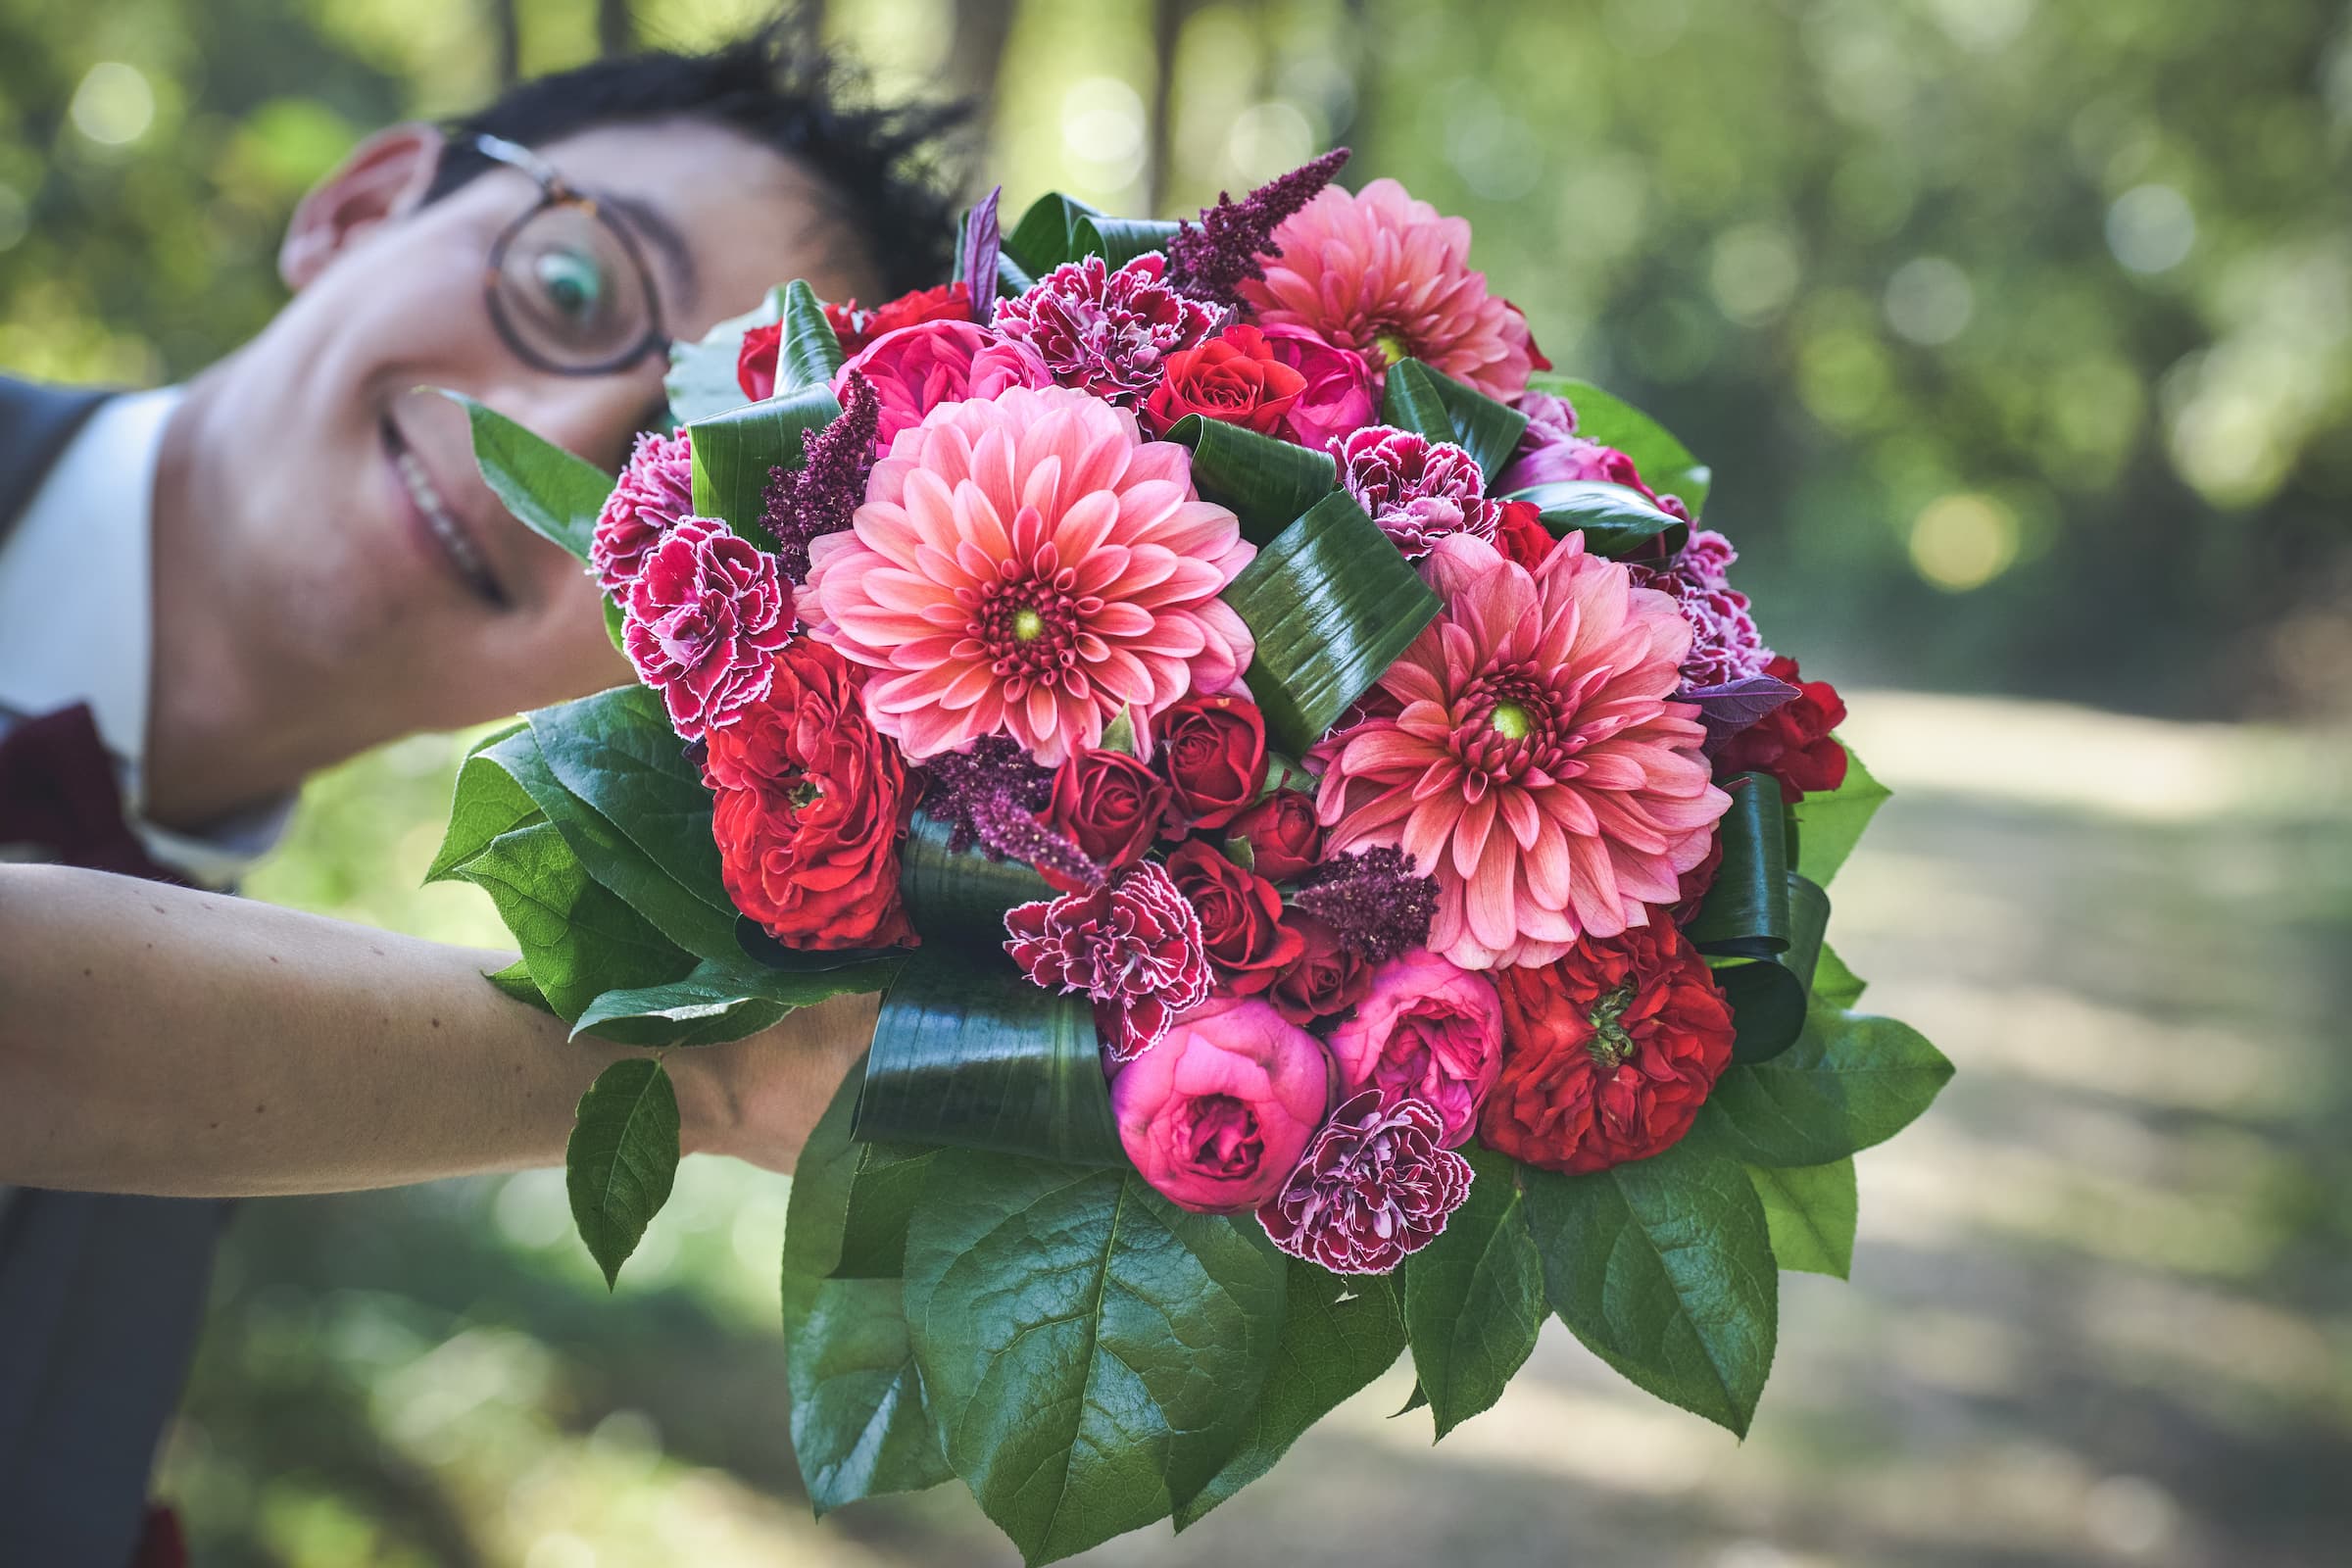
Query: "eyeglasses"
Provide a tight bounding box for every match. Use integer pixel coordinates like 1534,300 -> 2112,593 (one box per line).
473,133 -> 670,377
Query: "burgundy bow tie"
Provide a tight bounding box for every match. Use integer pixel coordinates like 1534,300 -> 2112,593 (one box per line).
0,701 -> 187,885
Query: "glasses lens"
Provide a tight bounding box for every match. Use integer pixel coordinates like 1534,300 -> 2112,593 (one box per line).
493,202 -> 655,369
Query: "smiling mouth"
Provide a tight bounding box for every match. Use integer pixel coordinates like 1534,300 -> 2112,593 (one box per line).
383,417 -> 509,609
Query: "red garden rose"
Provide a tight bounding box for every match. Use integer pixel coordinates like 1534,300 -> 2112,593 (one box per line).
1716,655 -> 1848,801
736,322 -> 783,402
1267,912 -> 1373,1027
1492,499 -> 1553,571
1228,788 -> 1321,882
1142,323 -> 1308,437
704,640 -> 914,951
1157,694 -> 1267,831
826,281 -> 974,358
1166,839 -> 1305,996
1042,748 -> 1171,890
1481,919 -> 1736,1174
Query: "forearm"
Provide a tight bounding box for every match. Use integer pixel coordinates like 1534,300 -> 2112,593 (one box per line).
0,863 -> 864,1196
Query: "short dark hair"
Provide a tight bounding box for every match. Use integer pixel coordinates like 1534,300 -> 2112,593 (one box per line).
422,18 -> 969,298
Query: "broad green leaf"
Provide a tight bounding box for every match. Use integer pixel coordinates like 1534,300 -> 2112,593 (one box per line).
1791,742 -> 1888,886
1747,1159 -> 1856,1279
602,592 -> 626,654
688,383 -> 841,552
1526,372 -> 1711,515
565,1056 -> 681,1288
905,1152 -> 1288,1564
1165,414 -> 1338,548
437,390 -> 613,563
1699,1007 -> 1956,1168
426,726 -> 541,884
1175,1263 -> 1406,1530
1521,1133 -> 1778,1436
1812,943 -> 1868,1009
895,809 -> 1053,948
1382,359 -> 1529,485
573,954 -> 897,1047
1400,1145 -> 1545,1439
1222,491 -> 1442,756
1508,478 -> 1690,559
1002,191 -> 1103,274
443,820 -> 693,1019
665,286 -> 783,425
485,956 -> 552,1012
832,1142 -> 940,1279
1071,213 -> 1181,269
781,1060 -> 955,1513
1379,357 -> 1455,445
776,277 -> 845,394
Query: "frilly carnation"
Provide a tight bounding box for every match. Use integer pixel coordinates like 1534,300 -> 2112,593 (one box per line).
1237,177 -> 1535,400
1315,533 -> 1729,968
992,252 -> 1218,408
1110,996 -> 1330,1213
1256,1090 -> 1474,1275
592,430 -> 696,592
621,516 -> 792,740
799,384 -> 1256,766
1323,950 -> 1504,1147
1676,528 -> 1737,590
1005,859 -> 1211,1060
831,318 -> 1054,457
1633,564 -> 1771,690
1334,424 -> 1495,560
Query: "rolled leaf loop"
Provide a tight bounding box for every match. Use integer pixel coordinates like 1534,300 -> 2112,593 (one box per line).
1380,358 -> 1529,485
1072,214 -> 1182,269
1508,478 -> 1690,561
1690,772 -> 1826,1061
1165,414 -> 1338,547
688,384 -> 842,553
664,285 -> 785,425
1002,191 -> 1102,275
776,278 -> 846,393
896,809 -> 1054,948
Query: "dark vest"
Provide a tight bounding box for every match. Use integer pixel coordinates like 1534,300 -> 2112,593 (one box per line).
0,375 -> 234,1567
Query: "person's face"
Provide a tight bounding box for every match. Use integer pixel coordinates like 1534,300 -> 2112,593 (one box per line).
200,117 -> 873,735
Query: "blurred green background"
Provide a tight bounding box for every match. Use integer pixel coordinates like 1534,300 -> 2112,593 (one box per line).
5,0 -> 2350,1563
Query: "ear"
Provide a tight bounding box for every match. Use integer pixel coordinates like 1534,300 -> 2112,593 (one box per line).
278,122 -> 447,291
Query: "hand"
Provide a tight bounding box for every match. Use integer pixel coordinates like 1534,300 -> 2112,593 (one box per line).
669,989 -> 878,1174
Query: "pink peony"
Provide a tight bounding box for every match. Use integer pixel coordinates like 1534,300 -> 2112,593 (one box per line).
1004,858 -> 1211,1060
1237,178 -> 1535,400
832,318 -> 1053,457
592,429 -> 696,592
1258,324 -> 1377,453
1110,995 -> 1331,1213
992,252 -> 1218,408
1256,1091 -> 1473,1274
1316,532 -> 1729,968
1335,424 -> 1494,560
1324,949 -> 1504,1147
799,384 -> 1256,766
621,517 -> 792,740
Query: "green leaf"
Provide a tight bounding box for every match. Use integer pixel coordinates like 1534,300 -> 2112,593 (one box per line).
1791,741 -> 1888,886
1747,1159 -> 1856,1279
1527,372 -> 1711,515
569,950 -> 894,1048
905,1152 -> 1289,1564
665,286 -> 783,425
1222,491 -> 1442,757
776,277 -> 845,394
1521,1133 -> 1778,1436
426,726 -> 541,884
1382,359 -> 1529,485
602,593 -> 626,654
1400,1145 -> 1545,1440
1508,478 -> 1690,559
1002,191 -> 1102,274
782,1061 -> 956,1513
831,1142 -> 940,1279
1812,943 -> 1867,1010
565,1056 -> 681,1288
436,390 -> 613,564
895,809 -> 1054,949
1712,875 -> 1830,1063
1164,414 -> 1338,548
1700,1007 -> 1956,1168
1379,356 -> 1455,445
1070,213 -> 1181,269
687,384 -> 841,552
442,820 -> 693,1019
1175,1262 -> 1406,1530
1097,706 -> 1139,757
485,956 -> 553,1012
855,944 -> 1124,1167
1689,775 -> 1829,1062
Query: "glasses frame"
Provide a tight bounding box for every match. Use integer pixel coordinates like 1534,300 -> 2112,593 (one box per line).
472,133 -> 671,377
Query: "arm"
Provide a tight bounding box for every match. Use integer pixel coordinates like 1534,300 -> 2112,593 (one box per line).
0,862 -> 873,1197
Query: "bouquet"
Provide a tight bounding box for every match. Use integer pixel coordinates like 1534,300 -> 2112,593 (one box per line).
433,148 -> 1952,1563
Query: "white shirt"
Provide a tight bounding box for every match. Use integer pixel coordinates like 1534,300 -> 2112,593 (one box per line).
0,386 -> 293,887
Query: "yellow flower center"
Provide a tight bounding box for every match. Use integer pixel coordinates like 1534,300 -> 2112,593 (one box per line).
1373,328 -> 1412,368
1011,608 -> 1047,642
1489,700 -> 1532,741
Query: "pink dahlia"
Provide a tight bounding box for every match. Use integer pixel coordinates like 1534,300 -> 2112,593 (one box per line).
800,385 -> 1255,766
1335,424 -> 1494,559
1256,1090 -> 1473,1275
621,517 -> 792,740
1316,532 -> 1730,969
591,429 -> 696,592
833,318 -> 1053,458
1005,858 -> 1212,1060
991,252 -> 1218,408
1237,178 -> 1535,400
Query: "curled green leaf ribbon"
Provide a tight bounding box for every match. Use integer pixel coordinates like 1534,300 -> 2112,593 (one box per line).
1689,772 -> 1827,1062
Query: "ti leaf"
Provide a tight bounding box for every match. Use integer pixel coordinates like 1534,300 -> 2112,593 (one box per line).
688,384 -> 841,552
905,1152 -> 1288,1565
665,286 -> 782,425
1164,414 -> 1338,548
1508,478 -> 1690,560
1527,372 -> 1711,515
438,390 -> 612,564
1071,213 -> 1181,269
1790,742 -> 1889,886
895,809 -> 1053,948
1381,359 -> 1529,485
1400,1145 -> 1545,1440
1521,1132 -> 1778,1437
1699,1006 -> 1956,1168
565,1056 -> 681,1288
1747,1158 -> 1857,1279
775,278 -> 845,394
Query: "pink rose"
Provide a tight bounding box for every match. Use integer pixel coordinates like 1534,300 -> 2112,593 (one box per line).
1111,996 -> 1331,1213
832,318 -> 1053,457
1323,950 -> 1503,1148
1259,324 -> 1376,454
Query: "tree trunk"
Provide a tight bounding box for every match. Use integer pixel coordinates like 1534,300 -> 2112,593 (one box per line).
598,0 -> 634,57
488,0 -> 519,86
1147,0 -> 1194,216
945,0 -> 1018,129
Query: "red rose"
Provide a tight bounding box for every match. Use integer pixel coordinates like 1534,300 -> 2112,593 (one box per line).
1142,323 -> 1308,438
1157,694 -> 1267,831
1043,749 -> 1170,890
1165,840 -> 1305,996
825,281 -> 974,358
1493,499 -> 1553,570
704,641 -> 914,950
1267,913 -> 1373,1027
1228,789 -> 1321,882
736,322 -> 782,402
1716,656 -> 1848,802
1481,920 -> 1735,1173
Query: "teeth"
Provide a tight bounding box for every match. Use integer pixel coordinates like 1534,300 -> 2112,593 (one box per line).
395,445 -> 494,592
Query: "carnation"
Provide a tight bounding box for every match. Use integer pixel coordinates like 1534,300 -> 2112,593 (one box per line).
1632,563 -> 1772,690
1005,859 -> 1211,1060
1256,1091 -> 1474,1274
1335,425 -> 1496,560
621,516 -> 793,740
591,430 -> 696,592
992,252 -> 1218,408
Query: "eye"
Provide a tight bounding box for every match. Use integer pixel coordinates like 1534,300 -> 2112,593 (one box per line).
532,247 -> 606,321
